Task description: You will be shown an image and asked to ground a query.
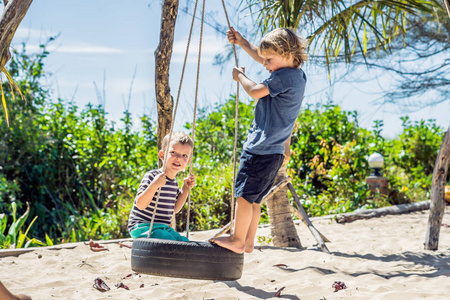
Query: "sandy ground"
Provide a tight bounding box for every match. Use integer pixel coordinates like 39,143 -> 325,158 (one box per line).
1,209 -> 449,300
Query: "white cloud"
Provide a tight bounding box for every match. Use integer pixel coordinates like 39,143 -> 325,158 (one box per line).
17,44 -> 124,54
50,46 -> 124,54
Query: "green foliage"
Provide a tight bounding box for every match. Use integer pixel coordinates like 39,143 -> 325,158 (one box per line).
383,116 -> 445,203
1,43 -> 445,246
1,43 -> 158,244
388,116 -> 443,177
178,98 -> 254,231
0,202 -> 47,249
289,103 -> 444,216
290,104 -> 371,215
186,97 -> 253,162
247,0 -> 439,65
257,234 -> 273,245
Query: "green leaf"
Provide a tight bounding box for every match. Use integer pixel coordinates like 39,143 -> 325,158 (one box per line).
45,233 -> 54,246
0,213 -> 7,235
16,231 -> 26,249
8,202 -> 30,245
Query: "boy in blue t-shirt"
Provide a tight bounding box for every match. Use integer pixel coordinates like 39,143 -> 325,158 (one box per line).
210,27 -> 308,253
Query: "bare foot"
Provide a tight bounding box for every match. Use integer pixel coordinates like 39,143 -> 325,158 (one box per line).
209,236 -> 245,254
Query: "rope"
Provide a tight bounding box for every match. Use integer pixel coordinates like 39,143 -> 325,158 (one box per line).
149,0 -> 240,239
185,0 -> 206,239
220,0 -> 240,233
148,0 -> 200,237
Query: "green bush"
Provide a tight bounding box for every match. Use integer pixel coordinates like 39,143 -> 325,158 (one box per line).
383,116 -> 445,203
1,43 -> 446,247
0,202 -> 48,249
1,43 -> 158,245
179,98 -> 254,231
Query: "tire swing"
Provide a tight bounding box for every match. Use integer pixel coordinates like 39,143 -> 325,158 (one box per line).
131,0 -> 244,281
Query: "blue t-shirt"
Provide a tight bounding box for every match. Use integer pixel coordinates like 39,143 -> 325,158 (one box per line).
243,68 -> 307,155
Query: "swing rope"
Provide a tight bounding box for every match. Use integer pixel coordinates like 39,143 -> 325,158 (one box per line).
148,0 -> 200,237
185,0 -> 206,239
220,0 -> 240,233
148,0 -> 239,238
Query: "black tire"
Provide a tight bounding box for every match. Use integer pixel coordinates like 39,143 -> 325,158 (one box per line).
131,238 -> 244,281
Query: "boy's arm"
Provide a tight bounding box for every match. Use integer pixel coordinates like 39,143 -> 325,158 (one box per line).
135,172 -> 167,210
174,174 -> 195,213
228,27 -> 263,65
233,67 -> 269,100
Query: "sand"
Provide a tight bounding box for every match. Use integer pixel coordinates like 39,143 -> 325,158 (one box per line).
1,209 -> 449,300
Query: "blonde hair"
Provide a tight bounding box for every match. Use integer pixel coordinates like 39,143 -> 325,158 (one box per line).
161,132 -> 194,154
258,28 -> 308,68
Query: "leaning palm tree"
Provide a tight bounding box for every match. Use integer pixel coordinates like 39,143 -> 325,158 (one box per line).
242,0 -> 440,248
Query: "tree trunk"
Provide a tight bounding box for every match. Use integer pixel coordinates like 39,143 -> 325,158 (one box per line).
0,0 -> 33,70
423,2 -> 450,250
267,137 -> 302,248
424,126 -> 450,250
154,0 -> 179,154
444,0 -> 450,18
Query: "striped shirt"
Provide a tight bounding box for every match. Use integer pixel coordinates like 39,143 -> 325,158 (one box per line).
127,169 -> 180,232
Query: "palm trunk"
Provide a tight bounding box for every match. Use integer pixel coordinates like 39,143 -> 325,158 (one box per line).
155,0 -> 179,154
267,137 -> 302,248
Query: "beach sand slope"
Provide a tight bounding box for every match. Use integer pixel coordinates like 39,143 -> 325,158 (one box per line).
1,210 -> 449,300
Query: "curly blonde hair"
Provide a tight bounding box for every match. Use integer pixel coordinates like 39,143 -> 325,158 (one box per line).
161,132 -> 194,153
258,28 -> 308,68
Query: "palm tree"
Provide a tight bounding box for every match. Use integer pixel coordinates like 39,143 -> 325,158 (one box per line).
243,0 -> 441,248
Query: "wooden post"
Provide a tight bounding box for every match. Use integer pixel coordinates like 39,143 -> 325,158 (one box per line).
287,182 -> 331,254
424,126 -> 450,250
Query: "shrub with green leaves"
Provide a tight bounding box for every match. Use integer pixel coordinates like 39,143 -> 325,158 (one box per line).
178,98 -> 254,231
383,116 -> 445,203
0,202 -> 49,249
1,43 -> 158,244
1,42 -> 446,246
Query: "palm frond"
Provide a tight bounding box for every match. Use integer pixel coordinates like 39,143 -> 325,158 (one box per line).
245,0 -> 440,65
0,77 -> 8,126
1,67 -> 25,126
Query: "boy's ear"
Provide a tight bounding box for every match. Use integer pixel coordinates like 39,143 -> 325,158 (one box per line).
158,150 -> 164,161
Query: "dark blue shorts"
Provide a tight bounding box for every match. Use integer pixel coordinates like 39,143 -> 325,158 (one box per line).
235,150 -> 284,204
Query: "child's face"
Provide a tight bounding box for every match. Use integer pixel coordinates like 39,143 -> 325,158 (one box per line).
261,51 -> 295,73
159,142 -> 192,177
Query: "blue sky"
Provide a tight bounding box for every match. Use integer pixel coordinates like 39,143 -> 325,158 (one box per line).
8,0 -> 449,139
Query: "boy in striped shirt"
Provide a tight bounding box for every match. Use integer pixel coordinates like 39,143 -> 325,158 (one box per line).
128,132 -> 195,241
